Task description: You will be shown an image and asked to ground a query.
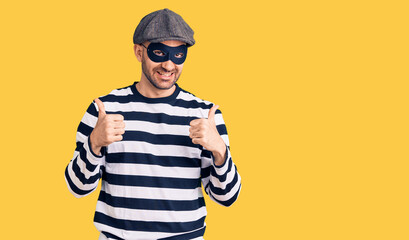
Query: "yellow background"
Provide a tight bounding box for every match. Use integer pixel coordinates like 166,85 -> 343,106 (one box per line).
1,0 -> 408,239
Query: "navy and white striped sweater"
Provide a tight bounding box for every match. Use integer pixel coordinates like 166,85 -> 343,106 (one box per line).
64,82 -> 241,240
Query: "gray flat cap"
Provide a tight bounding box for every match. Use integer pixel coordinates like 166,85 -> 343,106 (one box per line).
133,8 -> 195,47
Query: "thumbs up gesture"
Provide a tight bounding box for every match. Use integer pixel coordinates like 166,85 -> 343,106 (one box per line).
89,98 -> 125,155
189,105 -> 227,165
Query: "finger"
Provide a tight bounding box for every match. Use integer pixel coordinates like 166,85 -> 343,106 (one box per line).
189,124 -> 199,132
113,128 -> 125,135
208,105 -> 219,122
94,98 -> 106,118
189,124 -> 204,133
189,127 -> 197,134
112,135 -> 123,142
189,125 -> 205,134
189,131 -> 204,139
114,121 -> 126,129
191,137 -> 202,145
190,119 -> 204,126
107,114 -> 124,121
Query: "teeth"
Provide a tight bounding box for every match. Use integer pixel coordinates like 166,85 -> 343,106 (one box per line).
158,72 -> 172,77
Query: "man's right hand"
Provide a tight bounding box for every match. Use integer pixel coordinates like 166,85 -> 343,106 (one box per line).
90,98 -> 125,155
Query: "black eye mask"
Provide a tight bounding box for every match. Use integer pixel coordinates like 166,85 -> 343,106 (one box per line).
146,42 -> 188,65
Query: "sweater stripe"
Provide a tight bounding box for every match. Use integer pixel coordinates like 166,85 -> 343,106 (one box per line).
107,141 -> 201,158
96,201 -> 207,222
103,172 -> 201,189
106,152 -> 201,168
121,130 -> 196,147
103,184 -> 204,201
94,212 -> 206,232
98,191 -> 206,211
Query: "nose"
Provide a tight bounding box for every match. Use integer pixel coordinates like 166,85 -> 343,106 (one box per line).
161,60 -> 176,72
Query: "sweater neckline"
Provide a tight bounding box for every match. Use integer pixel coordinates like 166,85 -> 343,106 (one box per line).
130,81 -> 180,103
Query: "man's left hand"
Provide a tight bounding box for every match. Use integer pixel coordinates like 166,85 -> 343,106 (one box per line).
189,105 -> 227,166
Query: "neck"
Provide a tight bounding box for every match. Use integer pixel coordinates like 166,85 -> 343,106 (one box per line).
136,78 -> 176,98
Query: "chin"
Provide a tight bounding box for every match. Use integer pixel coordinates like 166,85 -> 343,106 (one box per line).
152,79 -> 177,90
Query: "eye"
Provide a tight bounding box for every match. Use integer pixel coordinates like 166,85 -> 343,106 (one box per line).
174,53 -> 185,58
153,50 -> 165,56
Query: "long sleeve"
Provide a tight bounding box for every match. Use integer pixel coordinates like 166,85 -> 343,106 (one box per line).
64,101 -> 105,198
201,109 -> 242,207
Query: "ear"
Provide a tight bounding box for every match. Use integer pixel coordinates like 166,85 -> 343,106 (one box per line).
134,44 -> 143,62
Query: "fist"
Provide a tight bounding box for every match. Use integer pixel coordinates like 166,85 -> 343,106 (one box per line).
90,98 -> 125,155
189,105 -> 226,165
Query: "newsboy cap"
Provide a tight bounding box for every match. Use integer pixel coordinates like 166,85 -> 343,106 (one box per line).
133,8 -> 195,47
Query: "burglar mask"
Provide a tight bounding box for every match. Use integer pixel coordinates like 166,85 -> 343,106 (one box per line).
142,42 -> 188,65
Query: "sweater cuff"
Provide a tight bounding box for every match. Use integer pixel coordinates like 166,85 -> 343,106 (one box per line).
84,136 -> 105,165
212,145 -> 230,175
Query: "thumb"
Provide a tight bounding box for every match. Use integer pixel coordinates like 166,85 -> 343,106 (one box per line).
208,104 -> 219,122
94,98 -> 106,118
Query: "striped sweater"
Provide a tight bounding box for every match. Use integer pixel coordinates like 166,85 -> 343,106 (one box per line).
64,82 -> 241,240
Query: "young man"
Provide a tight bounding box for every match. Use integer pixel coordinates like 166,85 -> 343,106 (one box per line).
65,8 -> 241,240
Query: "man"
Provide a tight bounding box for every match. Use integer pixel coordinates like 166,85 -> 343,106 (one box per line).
65,8 -> 241,240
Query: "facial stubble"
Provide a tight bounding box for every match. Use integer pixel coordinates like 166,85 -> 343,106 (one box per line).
141,54 -> 181,90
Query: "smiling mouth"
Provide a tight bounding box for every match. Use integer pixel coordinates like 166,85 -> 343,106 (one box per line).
157,71 -> 174,77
